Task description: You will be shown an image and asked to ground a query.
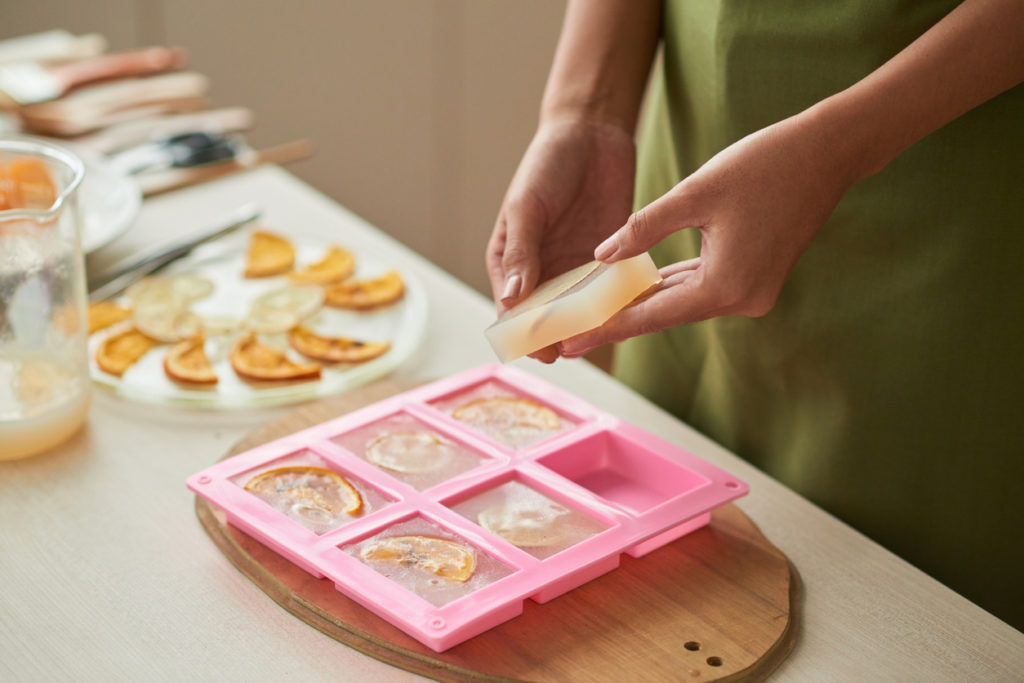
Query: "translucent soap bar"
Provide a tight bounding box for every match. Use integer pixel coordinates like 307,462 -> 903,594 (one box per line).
485,253 -> 662,362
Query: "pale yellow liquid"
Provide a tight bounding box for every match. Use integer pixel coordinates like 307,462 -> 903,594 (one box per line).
0,355 -> 90,460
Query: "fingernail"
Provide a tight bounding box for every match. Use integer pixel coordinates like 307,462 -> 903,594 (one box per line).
594,237 -> 619,262
501,273 -> 522,301
559,340 -> 582,358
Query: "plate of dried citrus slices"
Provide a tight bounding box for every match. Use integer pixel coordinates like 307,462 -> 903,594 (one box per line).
86,228 -> 428,408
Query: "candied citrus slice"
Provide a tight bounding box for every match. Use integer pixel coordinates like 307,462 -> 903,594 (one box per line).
360,535 -> 476,582
288,326 -> 390,364
244,230 -> 295,278
200,314 -> 240,337
95,327 -> 159,377
0,157 -> 57,211
289,245 -> 356,285
125,274 -> 213,304
251,284 -> 324,321
365,433 -> 450,473
244,466 -> 363,521
229,332 -> 321,382
324,270 -> 405,310
453,397 -> 561,432
132,294 -> 202,343
163,335 -> 217,384
478,502 -> 569,548
88,301 -> 132,334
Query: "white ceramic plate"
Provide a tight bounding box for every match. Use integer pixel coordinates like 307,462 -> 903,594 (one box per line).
87,235 -> 428,409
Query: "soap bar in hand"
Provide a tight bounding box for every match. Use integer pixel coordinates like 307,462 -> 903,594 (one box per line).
485,252 -> 662,362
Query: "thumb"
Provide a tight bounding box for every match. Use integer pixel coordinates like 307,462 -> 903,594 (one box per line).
593,186 -> 699,263
498,198 -> 545,303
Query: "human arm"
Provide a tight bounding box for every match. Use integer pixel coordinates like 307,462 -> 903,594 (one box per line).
557,0 -> 1024,357
485,0 -> 660,362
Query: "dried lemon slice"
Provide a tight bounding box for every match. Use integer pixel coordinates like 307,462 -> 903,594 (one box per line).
229,332 -> 321,382
163,335 -> 217,384
125,274 -> 213,304
95,327 -> 159,377
251,284 -> 324,321
244,230 -> 295,278
244,466 -> 363,523
324,270 -> 405,310
200,315 -> 240,337
365,433 -> 450,473
132,294 -> 202,343
453,397 -> 561,432
288,326 -> 390,364
289,245 -> 356,285
243,308 -> 298,334
360,535 -> 476,582
88,301 -> 132,334
478,502 -> 569,548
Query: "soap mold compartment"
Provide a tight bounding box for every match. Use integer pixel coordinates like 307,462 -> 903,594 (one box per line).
187,364 -> 748,651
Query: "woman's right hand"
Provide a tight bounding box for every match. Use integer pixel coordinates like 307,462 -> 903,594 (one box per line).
486,117 -> 637,362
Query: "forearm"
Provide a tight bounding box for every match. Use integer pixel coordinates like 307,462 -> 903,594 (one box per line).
811,0 -> 1024,184
540,0 -> 662,132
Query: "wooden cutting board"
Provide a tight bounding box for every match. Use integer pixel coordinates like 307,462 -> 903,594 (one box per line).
195,380 -> 800,681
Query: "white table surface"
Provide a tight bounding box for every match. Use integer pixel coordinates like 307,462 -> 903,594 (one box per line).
2,166 -> 1022,682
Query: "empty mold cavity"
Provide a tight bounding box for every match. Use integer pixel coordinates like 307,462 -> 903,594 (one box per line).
330,411 -> 490,491
447,478 -> 610,560
537,431 -> 709,515
429,379 -> 575,449
342,516 -> 516,607
231,449 -> 393,535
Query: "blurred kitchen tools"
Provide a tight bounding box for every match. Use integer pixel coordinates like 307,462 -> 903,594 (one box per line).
109,131 -> 242,175
18,71 -> 210,136
72,107 -> 254,154
87,202 -> 261,301
0,46 -> 187,106
0,30 -> 106,66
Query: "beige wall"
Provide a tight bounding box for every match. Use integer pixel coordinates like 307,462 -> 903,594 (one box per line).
2,1 -> 567,296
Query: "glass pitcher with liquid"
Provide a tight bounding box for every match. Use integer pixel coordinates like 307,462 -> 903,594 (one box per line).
1,137 -> 89,460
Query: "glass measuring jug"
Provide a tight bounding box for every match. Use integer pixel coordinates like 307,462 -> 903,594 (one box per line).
1,137 -> 89,460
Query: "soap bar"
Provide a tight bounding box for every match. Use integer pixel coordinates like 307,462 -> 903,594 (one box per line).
485,252 -> 662,362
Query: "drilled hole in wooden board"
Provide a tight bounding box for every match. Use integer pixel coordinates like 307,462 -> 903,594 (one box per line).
707,656 -> 723,667
684,641 -> 701,651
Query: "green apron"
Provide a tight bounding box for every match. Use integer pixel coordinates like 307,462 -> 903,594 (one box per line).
616,0 -> 1024,628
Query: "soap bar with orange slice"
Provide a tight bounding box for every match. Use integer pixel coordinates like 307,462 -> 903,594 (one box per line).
453,397 -> 561,431
365,433 -> 450,473
359,535 -> 476,582
229,332 -> 321,382
325,270 -> 405,310
289,245 -> 356,285
95,327 -> 159,377
0,157 -> 57,211
244,230 -> 295,278
244,466 -> 363,527
88,301 -> 132,334
163,335 -> 217,385
288,326 -> 390,364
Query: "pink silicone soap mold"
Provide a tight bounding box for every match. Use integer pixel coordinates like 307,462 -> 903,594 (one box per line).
187,364 -> 749,651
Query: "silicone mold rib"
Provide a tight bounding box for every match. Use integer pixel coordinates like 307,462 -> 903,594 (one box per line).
186,364 -> 749,651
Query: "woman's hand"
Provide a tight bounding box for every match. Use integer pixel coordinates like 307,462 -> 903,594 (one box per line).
486,117 -> 637,362
557,112 -> 857,358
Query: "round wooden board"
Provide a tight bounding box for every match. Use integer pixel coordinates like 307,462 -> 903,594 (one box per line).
195,380 -> 800,682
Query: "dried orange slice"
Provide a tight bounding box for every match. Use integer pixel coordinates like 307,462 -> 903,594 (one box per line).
324,270 -> 404,310
244,466 -> 363,522
88,301 -> 131,334
288,326 -> 390,364
365,433 -> 449,473
229,332 -> 321,382
453,397 -> 561,432
478,503 -> 568,548
244,230 -> 295,278
289,245 -> 356,285
163,336 -> 217,384
95,327 -> 159,377
359,535 -> 476,582
0,157 -> 57,211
